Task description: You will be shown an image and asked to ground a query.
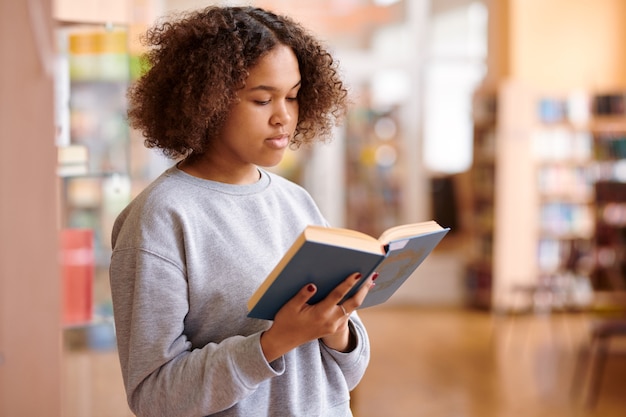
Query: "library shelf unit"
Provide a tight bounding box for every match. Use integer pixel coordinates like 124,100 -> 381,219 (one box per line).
465,90 -> 497,309
467,81 -> 626,312
56,26 -> 147,338
588,110 -> 626,296
531,121 -> 595,312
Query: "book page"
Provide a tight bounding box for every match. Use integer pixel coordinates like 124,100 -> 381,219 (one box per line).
378,220 -> 443,244
305,225 -> 383,254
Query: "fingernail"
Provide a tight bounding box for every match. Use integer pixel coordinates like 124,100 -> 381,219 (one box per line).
372,272 -> 379,281
307,284 -> 315,292
354,273 -> 362,280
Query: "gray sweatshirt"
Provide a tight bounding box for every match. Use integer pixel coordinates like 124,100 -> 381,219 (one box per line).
109,166 -> 370,417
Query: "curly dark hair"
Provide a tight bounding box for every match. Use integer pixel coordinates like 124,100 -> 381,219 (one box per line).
127,6 -> 349,160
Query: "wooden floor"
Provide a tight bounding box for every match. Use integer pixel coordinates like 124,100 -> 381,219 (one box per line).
63,308 -> 626,417
355,307 -> 626,417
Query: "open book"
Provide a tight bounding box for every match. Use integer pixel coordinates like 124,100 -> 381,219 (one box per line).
247,220 -> 450,320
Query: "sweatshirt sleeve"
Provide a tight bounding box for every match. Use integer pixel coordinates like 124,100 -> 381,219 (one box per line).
110,248 -> 284,417
319,313 -> 371,391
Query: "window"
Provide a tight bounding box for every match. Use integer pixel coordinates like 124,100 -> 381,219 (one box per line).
423,1 -> 488,174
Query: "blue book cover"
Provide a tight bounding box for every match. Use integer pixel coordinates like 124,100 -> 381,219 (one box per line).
247,222 -> 450,320
359,229 -> 449,308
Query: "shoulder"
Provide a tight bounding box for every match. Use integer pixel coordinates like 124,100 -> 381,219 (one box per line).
264,169 -> 309,195
262,169 -> 327,225
122,168 -> 185,216
264,170 -> 320,205
111,167 -> 192,246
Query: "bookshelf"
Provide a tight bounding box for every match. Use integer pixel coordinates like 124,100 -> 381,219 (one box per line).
532,106 -> 596,311
56,26 -> 134,328
468,81 -> 626,311
589,97 -> 626,294
465,91 -> 497,309
344,102 -> 404,238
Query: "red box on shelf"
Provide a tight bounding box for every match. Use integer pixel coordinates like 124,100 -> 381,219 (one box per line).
60,228 -> 94,325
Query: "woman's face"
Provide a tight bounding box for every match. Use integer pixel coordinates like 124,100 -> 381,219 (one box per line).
210,44 -> 301,182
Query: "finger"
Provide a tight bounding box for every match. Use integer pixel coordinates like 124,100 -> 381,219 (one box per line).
318,272 -> 364,309
338,303 -> 349,317
283,283 -> 317,312
340,272 -> 379,313
352,272 -> 378,304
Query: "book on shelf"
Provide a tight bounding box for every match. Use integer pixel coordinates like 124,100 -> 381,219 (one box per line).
247,221 -> 450,320
60,228 -> 94,326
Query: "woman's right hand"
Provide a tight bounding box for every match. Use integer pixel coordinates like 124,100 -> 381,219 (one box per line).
259,271 -> 374,362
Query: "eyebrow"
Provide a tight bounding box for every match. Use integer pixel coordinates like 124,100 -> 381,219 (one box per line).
248,80 -> 301,92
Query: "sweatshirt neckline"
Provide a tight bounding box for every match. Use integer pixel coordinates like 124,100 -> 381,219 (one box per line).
168,165 -> 271,195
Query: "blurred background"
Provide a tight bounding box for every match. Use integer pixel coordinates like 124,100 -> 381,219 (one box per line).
2,0 -> 626,416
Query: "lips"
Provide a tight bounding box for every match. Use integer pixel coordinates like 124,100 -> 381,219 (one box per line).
266,134 -> 290,150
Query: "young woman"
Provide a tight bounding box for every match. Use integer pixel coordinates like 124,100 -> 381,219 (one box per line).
109,6 -> 373,417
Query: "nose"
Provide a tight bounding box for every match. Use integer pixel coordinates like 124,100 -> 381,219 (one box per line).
270,100 -> 293,126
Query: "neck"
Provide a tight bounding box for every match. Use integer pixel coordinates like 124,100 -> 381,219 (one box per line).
178,155 -> 260,185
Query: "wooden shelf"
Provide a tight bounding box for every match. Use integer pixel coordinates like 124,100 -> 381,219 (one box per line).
466,82 -> 626,311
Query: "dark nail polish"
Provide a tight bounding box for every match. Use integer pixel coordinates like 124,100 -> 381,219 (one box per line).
307,284 -> 315,292
354,273 -> 362,280
372,272 -> 379,281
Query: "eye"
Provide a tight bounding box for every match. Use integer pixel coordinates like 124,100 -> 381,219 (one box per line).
254,99 -> 271,105
287,96 -> 298,102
